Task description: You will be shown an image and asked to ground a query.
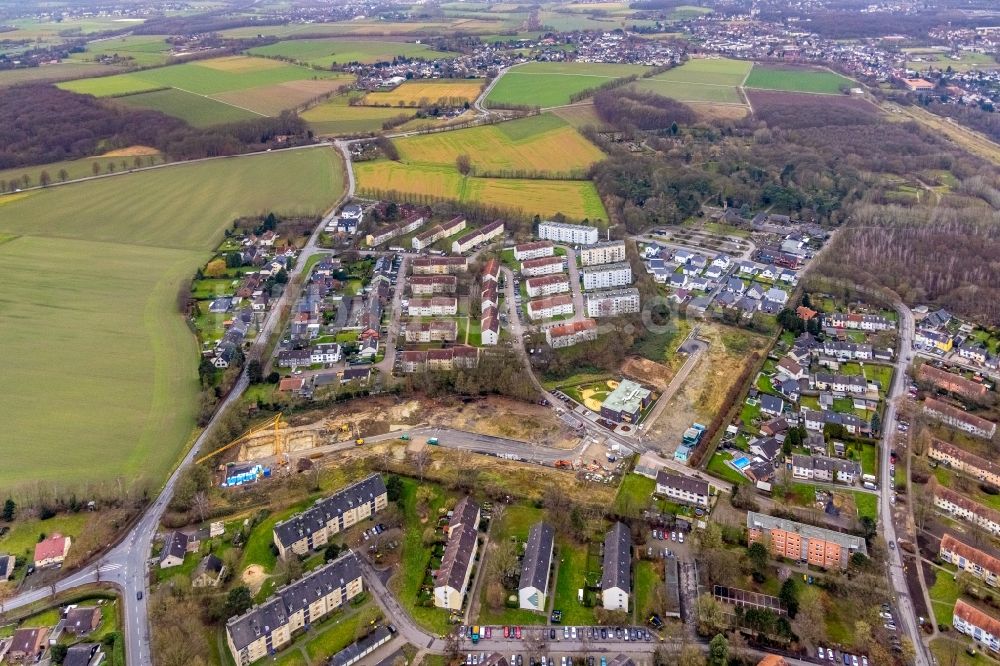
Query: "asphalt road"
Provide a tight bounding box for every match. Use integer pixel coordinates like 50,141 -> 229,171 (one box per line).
878,302 -> 929,666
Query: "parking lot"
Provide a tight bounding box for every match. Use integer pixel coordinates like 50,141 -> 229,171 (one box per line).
457,624 -> 658,664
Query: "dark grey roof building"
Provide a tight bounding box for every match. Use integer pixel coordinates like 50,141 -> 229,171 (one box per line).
601,522 -> 632,611
518,522 -> 554,611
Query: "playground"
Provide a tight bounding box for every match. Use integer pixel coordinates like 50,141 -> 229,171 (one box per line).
561,378 -> 621,411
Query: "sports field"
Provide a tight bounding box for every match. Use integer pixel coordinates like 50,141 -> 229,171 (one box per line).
394,113 -> 604,176
59,56 -> 352,124
632,57 -> 750,104
303,95 -> 417,135
363,79 -> 485,107
248,38 -> 454,67
0,148 -> 345,490
744,64 -> 853,94
484,61 -> 650,108
354,160 -> 607,220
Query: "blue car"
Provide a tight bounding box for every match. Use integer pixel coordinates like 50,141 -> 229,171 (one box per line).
843,654 -> 851,665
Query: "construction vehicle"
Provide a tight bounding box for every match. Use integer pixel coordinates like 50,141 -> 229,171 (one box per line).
196,414 -> 287,466
554,459 -> 573,469
426,437 -> 439,445
399,433 -> 410,441
355,438 -> 365,446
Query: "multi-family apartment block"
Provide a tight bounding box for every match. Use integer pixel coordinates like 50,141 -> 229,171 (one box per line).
746,512 -> 867,570
538,220 -> 599,246
412,216 -> 466,250
585,288 -> 640,318
434,496 -> 481,610
520,256 -> 565,277
272,475 -> 388,559
365,213 -> 425,247
919,365 -> 989,400
404,320 -> 458,343
226,553 -> 364,666
409,275 -> 457,295
934,482 -> 1000,534
514,241 -> 555,261
526,273 -> 571,298
407,297 -> 458,317
411,256 -> 468,275
545,319 -> 598,348
954,599 -> 1000,652
452,219 -> 504,254
940,533 -> 1000,588
924,398 -> 997,439
791,455 -> 862,484
527,294 -> 574,321
655,471 -> 709,507
601,522 -> 632,611
518,522 -> 554,612
929,439 -> 1000,487
581,262 -> 632,291
579,240 -> 626,266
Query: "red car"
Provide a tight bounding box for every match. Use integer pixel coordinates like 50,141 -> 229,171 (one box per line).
503,626 -> 510,638
515,626 -> 522,639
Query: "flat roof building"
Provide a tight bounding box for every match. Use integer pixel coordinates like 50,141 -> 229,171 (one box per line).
600,379 -> 653,424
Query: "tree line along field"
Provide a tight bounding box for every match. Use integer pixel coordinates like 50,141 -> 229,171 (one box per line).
0,149 -> 163,189
248,38 -> 455,68
0,147 -> 345,491
354,159 -> 607,220
0,62 -> 123,88
58,56 -> 354,127
484,61 -> 650,108
218,18 -> 507,40
302,95 -> 418,135
394,113 -> 605,176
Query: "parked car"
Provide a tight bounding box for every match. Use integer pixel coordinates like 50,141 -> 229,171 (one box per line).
819,648 -> 826,660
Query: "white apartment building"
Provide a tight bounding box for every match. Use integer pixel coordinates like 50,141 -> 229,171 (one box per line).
527,294 -> 574,320
526,274 -> 571,298
407,297 -> 458,317
585,288 -> 640,318
581,262 -> 632,291
520,256 -> 565,277
580,240 -> 626,266
514,241 -> 555,261
538,220 -> 599,246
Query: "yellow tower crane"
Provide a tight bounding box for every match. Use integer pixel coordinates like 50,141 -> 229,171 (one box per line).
195,413 -> 286,465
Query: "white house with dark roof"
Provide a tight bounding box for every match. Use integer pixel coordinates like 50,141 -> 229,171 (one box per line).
434,496 -> 480,610
601,522 -> 632,611
655,471 -> 709,507
518,522 -> 554,611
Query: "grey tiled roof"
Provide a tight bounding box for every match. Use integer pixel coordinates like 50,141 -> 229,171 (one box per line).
601,522 -> 631,593
273,475 -> 386,550
518,522 -> 554,593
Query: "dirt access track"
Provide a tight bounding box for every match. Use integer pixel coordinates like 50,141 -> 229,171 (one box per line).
240,395 -> 580,459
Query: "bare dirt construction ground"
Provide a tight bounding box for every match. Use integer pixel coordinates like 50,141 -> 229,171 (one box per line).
644,322 -> 769,453
101,145 -> 160,157
621,356 -> 674,392
425,396 -> 580,449
241,564 -> 268,595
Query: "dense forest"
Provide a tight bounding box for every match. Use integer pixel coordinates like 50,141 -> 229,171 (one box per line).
0,84 -> 313,170
593,88 -> 696,130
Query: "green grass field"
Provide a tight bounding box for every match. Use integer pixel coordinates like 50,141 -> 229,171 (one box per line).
552,540 -> 598,625
0,152 -> 163,190
485,61 -> 650,108
0,62 -> 122,88
114,88 -> 261,127
744,64 -> 853,94
928,565 -> 961,627
631,57 -> 750,104
394,113 -> 604,176
302,95 -> 416,136
73,35 -> 174,67
0,148 -> 344,490
354,159 -> 607,220
248,38 -> 454,67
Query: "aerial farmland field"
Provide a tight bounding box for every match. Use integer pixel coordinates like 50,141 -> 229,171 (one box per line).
248,38 -> 454,67
363,79 -> 485,107
302,95 -> 416,135
484,61 -> 650,108
354,159 -> 607,220
394,113 -> 604,176
0,147 -> 345,490
58,55 -> 351,124
0,62 -> 122,88
744,64 -> 853,94
73,35 -> 174,67
632,57 -> 750,104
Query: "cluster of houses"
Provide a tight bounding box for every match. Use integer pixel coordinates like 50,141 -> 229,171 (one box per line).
642,243 -> 796,318
936,533 -> 1000,652
913,306 -> 1000,374
158,521 -> 228,587
4,603 -> 107,666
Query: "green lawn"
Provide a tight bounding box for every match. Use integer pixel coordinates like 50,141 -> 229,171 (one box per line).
303,605 -> 369,661
0,508 -> 91,560
242,501 -> 313,573
75,35 -> 174,67
633,559 -> 660,620
849,491 -> 878,521
392,479 -> 454,636
485,61 -> 650,108
0,147 -> 344,491
744,65 -> 853,94
707,452 -> 749,486
615,474 -> 655,514
552,540 -> 597,625
930,637 -> 1000,666
928,565 -> 962,627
